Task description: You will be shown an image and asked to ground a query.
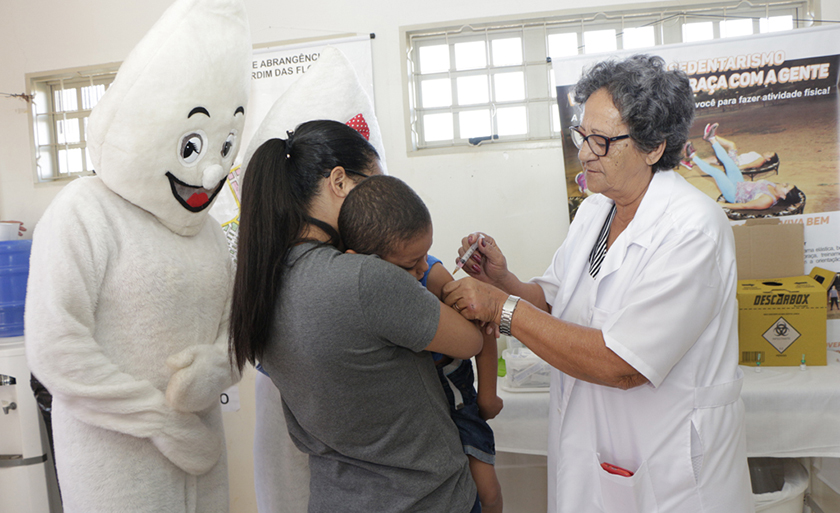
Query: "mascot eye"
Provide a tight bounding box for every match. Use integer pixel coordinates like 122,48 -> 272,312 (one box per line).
221,132 -> 236,158
180,133 -> 204,163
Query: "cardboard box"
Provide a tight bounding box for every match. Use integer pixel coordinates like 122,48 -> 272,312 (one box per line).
732,219 -> 804,280
737,275 -> 826,366
733,219 -> 826,366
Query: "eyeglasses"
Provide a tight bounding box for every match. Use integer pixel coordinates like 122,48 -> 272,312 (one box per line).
569,126 -> 630,157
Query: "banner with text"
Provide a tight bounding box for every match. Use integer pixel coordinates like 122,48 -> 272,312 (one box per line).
240,35 -> 374,164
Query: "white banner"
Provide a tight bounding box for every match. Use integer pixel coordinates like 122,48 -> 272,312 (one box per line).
240,35 -> 374,162
210,35 -> 374,260
553,25 -> 840,357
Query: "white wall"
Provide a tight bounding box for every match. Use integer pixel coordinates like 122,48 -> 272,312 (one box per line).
3,1 -> 837,512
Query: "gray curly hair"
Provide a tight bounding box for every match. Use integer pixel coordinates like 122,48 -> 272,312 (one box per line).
573,54 -> 695,172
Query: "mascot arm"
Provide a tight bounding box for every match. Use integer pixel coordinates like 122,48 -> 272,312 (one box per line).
165,229 -> 241,413
24,197 -> 221,475
165,284 -> 241,413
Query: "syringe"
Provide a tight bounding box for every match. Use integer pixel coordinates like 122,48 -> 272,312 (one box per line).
452,235 -> 484,275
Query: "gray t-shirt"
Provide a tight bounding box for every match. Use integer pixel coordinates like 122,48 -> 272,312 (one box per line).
261,243 -> 476,513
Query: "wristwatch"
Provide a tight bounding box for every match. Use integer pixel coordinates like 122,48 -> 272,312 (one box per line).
499,295 -> 520,336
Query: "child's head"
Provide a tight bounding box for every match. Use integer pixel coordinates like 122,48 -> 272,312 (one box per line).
339,175 -> 433,280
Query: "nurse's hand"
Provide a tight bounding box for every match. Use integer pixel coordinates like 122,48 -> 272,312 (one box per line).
442,276 -> 507,326
457,233 -> 509,288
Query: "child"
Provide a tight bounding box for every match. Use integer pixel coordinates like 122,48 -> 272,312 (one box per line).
339,175 -> 504,513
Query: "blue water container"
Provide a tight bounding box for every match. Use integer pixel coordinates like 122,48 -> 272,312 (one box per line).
0,240 -> 32,338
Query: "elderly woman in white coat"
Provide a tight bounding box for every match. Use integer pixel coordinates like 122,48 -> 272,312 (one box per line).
442,55 -> 753,513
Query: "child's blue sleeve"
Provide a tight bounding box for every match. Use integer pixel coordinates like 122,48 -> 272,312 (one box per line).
420,254 -> 443,288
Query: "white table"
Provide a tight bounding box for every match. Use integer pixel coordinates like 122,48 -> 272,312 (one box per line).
488,359 -> 840,459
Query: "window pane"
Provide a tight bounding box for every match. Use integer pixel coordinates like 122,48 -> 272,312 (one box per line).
36,150 -> 55,181
58,148 -> 84,174
86,147 -> 93,171
54,88 -> 78,112
683,22 -> 714,42
421,79 -> 453,108
551,103 -> 562,133
456,75 -> 489,105
455,41 -> 486,71
496,106 -> 527,136
583,29 -> 616,54
35,114 -> 51,144
418,44 -> 450,74
423,112 -> 454,142
459,110 -> 491,139
494,72 -> 525,102
56,119 -> 66,145
720,19 -> 753,38
491,37 -> 522,67
68,118 -> 81,144
81,84 -> 106,110
56,118 -> 81,145
623,26 -> 655,49
548,33 -> 578,58
760,16 -> 793,33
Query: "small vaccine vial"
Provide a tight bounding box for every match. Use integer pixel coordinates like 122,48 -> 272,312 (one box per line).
755,354 -> 762,373
800,354 -> 807,371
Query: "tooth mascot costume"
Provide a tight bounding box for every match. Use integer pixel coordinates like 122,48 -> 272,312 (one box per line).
24,1 -> 250,512
241,45 -> 387,513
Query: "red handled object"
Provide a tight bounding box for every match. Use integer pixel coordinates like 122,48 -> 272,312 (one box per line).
601,462 -> 634,477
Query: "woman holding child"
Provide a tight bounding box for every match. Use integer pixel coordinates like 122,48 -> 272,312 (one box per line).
443,55 -> 754,512
230,120 -> 483,512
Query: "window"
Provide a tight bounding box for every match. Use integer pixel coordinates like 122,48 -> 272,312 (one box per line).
404,1 -> 814,152
27,64 -> 119,182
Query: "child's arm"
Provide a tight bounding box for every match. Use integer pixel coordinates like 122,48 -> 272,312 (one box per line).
429,261 -> 503,417
475,331 -> 503,420
425,261 -> 453,300
424,262 -> 483,359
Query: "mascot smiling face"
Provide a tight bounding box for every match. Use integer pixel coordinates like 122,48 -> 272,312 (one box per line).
87,0 -> 251,236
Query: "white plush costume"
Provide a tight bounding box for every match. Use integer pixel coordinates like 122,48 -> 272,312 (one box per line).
242,46 -> 386,513
24,1 -> 250,512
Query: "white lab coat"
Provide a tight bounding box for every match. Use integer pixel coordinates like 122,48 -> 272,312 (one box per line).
534,171 -> 753,513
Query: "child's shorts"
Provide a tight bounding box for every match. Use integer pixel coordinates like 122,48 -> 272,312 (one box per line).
437,358 -> 496,465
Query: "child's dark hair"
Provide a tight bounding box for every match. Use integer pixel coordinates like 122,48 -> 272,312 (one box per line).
230,119 -> 379,371
338,175 -> 432,259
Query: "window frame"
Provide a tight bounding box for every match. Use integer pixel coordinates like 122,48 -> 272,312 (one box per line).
401,0 -> 816,155
26,63 -> 120,183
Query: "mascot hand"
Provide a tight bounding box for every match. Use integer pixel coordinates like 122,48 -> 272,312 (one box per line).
151,410 -> 222,475
166,344 -> 234,413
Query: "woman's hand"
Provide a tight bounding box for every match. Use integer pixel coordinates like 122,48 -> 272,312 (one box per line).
2,221 -> 26,236
457,233 -> 509,287
441,277 -> 508,325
